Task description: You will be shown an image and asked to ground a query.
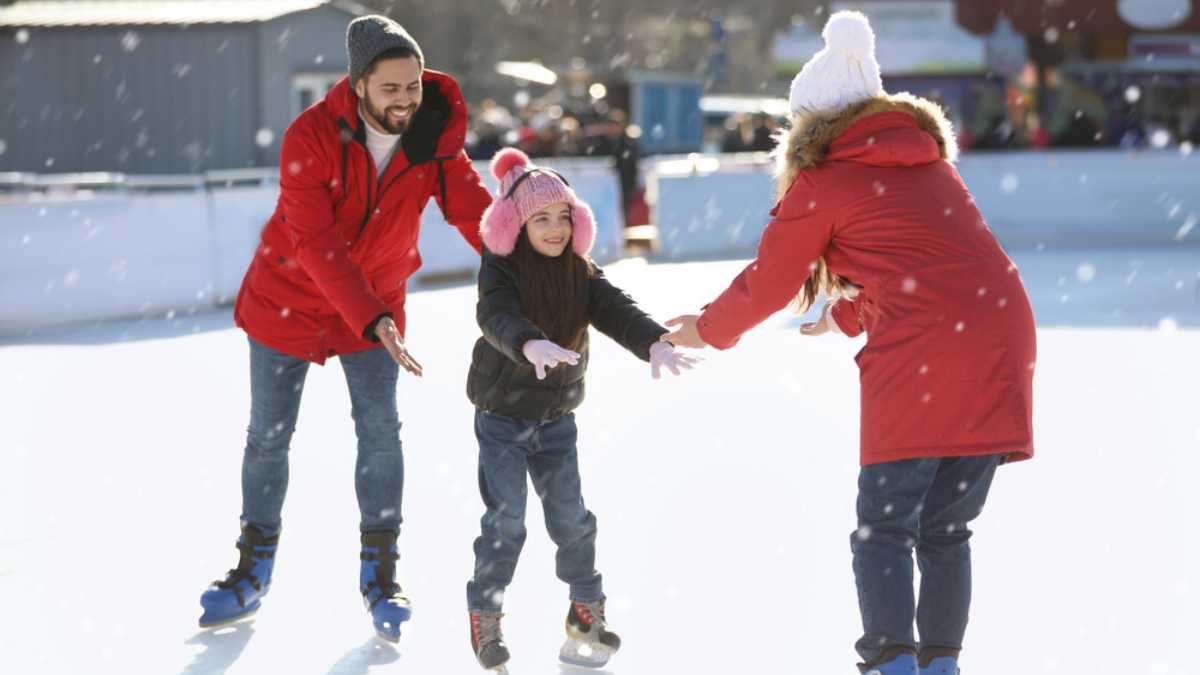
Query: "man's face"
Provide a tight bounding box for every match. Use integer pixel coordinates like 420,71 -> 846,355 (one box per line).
355,55 -> 423,134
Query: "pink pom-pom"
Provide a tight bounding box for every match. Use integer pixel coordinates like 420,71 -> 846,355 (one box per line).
490,147 -> 530,181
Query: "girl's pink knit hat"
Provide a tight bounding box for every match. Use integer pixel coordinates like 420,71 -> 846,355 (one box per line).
479,148 -> 596,257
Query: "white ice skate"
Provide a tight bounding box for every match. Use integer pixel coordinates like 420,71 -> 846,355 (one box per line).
558,598 -> 620,669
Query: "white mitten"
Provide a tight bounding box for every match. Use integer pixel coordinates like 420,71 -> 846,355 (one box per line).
649,340 -> 699,380
522,340 -> 580,380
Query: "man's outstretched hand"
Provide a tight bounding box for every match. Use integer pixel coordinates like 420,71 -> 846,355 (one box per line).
375,316 -> 423,377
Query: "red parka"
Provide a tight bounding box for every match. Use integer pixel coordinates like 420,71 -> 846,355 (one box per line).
235,70 -> 490,364
697,94 -> 1036,466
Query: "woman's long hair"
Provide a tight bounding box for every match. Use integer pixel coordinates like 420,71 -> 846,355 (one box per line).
510,227 -> 595,349
774,112 -> 851,314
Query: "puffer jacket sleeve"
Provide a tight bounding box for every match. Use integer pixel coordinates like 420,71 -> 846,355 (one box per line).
587,267 -> 669,362
830,293 -> 867,337
696,182 -> 836,350
477,252 -> 547,364
435,150 -> 490,255
277,118 -> 390,338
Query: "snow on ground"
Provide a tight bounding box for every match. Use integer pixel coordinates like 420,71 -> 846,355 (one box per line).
2,248 -> 1198,675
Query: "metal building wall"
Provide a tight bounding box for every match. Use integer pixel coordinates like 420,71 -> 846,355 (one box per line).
0,24 -> 258,174
254,6 -> 354,167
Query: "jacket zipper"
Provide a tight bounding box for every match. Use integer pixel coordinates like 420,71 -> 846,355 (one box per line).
339,118 -> 454,243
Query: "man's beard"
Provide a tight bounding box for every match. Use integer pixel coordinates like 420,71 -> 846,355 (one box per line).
363,92 -> 416,135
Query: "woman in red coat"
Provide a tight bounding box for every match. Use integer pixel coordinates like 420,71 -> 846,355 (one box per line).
665,12 -> 1035,675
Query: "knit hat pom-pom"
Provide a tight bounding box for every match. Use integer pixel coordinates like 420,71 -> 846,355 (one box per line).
490,147 -> 530,181
822,10 -> 875,59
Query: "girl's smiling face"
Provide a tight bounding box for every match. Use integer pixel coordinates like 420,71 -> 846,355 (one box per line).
524,202 -> 572,257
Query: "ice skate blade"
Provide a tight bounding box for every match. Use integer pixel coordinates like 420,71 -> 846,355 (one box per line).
198,603 -> 260,629
558,638 -> 612,668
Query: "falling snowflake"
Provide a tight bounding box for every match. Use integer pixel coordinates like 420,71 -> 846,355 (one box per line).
1075,263 -> 1096,283
120,31 -> 140,52
901,277 -> 917,293
255,128 -> 275,147
15,29 -> 30,44
1181,141 -> 1194,157
1176,214 -> 1196,241
1124,85 -> 1141,103
0,138 -> 6,156
314,53 -> 325,65
1043,27 -> 1060,43
1150,129 -> 1171,149
173,63 -> 192,78
1158,317 -> 1178,334
1000,173 -> 1019,193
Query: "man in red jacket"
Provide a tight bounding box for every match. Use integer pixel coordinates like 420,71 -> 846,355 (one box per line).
198,15 -> 491,642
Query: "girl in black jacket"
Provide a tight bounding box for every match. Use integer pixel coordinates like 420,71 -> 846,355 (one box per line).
464,149 -> 694,672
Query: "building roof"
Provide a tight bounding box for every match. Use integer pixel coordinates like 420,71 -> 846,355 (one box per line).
0,0 -> 367,27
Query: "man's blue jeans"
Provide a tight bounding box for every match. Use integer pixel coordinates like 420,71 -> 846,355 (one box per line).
240,337 -> 404,537
852,454 -> 1003,664
466,410 -> 602,611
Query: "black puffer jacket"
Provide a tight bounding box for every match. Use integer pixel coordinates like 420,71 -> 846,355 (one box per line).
467,252 -> 668,420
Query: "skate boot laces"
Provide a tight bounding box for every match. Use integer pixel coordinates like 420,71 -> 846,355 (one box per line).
471,611 -> 504,648
572,599 -> 605,628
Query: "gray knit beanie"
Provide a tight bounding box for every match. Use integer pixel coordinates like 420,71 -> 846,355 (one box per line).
346,15 -> 424,84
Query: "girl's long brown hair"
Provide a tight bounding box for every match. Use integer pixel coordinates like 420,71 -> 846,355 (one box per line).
510,228 -> 595,349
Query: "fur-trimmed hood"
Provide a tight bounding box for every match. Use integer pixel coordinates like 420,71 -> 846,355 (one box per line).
775,92 -> 958,192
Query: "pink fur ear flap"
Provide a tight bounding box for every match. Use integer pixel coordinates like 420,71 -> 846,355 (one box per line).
480,198 -> 521,256
570,199 -> 596,257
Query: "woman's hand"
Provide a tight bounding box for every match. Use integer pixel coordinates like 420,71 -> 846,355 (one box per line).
799,302 -> 841,337
521,340 -> 581,380
663,315 -> 707,349
375,316 -> 424,376
649,340 -> 700,379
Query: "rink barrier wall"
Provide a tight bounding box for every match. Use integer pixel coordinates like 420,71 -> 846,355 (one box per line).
0,159 -> 621,335
3,150 -> 1196,334
646,148 -> 1200,260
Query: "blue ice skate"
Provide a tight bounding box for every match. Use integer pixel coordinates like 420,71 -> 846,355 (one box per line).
360,531 -> 412,642
920,655 -> 959,674
199,524 -> 278,628
862,651 -> 918,675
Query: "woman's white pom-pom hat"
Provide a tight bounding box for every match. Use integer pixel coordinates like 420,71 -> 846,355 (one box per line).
479,147 -> 596,257
788,10 -> 884,115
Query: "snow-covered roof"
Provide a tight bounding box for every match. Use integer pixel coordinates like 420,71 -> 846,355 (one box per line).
0,0 -> 367,27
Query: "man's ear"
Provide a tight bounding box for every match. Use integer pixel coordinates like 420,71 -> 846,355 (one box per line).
354,78 -> 365,98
